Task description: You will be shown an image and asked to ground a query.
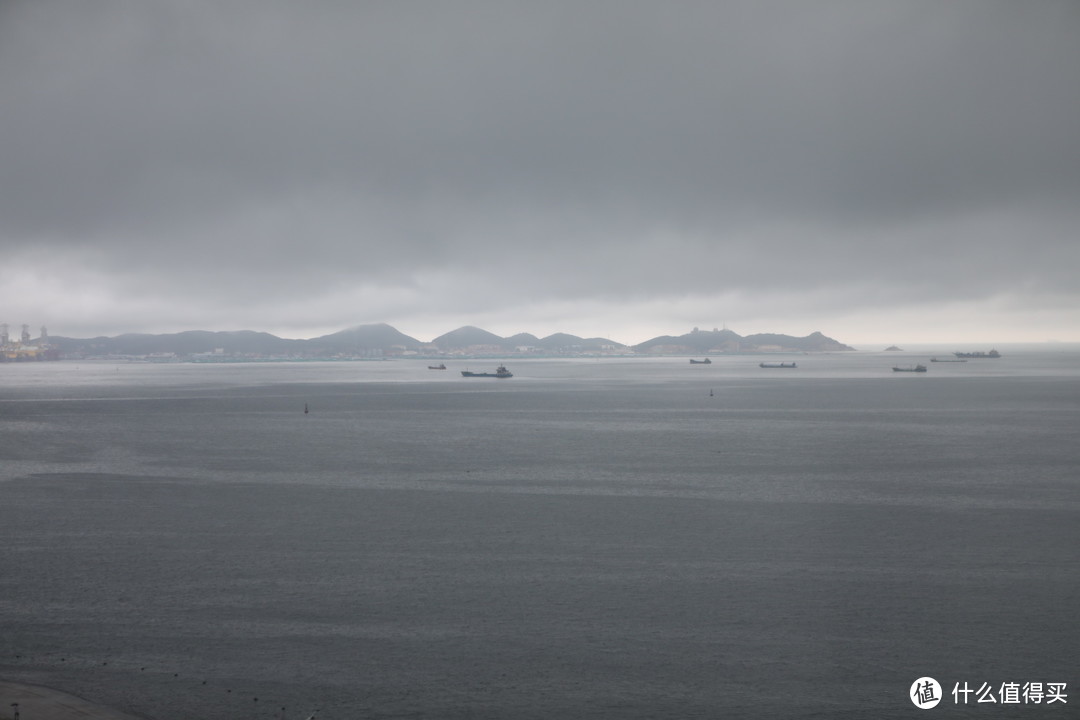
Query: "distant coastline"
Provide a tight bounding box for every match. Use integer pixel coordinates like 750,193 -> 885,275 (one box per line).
24,324 -> 855,362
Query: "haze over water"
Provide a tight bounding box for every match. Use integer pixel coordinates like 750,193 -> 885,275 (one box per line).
2,348 -> 1078,718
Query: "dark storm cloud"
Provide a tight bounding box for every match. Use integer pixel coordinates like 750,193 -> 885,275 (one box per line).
1,0 -> 1078,340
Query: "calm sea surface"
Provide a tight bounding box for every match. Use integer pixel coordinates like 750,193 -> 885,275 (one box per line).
1,349 -> 1078,719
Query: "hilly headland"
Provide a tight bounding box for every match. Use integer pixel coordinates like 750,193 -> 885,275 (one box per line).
36,324 -> 854,361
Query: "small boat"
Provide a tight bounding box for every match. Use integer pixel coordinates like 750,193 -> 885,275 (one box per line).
428,363 -> 447,370
893,364 -> 927,372
760,362 -> 797,368
689,358 -> 711,364
461,365 -> 513,378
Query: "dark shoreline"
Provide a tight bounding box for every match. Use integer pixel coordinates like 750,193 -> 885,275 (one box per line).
0,680 -> 153,720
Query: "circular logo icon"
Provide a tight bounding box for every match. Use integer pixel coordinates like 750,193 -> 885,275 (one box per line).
911,677 -> 942,709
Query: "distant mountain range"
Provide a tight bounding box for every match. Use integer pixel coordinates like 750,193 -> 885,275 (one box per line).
43,324 -> 854,358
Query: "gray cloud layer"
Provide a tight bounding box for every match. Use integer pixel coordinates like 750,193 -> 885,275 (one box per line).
2,1 -> 1078,342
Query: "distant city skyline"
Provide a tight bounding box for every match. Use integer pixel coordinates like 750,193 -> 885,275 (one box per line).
2,2 -> 1077,346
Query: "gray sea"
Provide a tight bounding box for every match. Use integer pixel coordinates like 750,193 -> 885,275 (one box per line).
1,348 -> 1078,719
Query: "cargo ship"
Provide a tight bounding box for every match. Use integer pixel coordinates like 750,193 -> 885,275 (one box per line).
893,364 -> 927,372
760,361 -> 797,368
954,349 -> 1001,359
461,365 -> 513,378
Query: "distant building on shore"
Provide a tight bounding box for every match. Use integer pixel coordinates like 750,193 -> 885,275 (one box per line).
0,324 -> 59,361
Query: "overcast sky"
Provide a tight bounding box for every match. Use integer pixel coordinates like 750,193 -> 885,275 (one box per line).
2,0 -> 1078,346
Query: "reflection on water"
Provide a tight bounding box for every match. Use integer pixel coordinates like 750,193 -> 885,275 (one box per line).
1,349 -> 1078,719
